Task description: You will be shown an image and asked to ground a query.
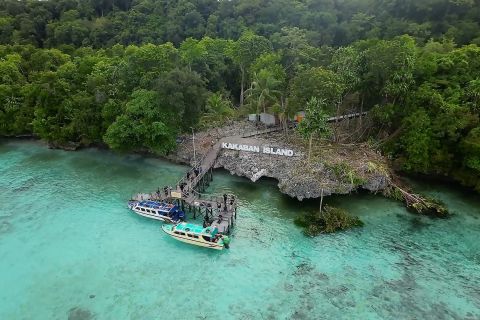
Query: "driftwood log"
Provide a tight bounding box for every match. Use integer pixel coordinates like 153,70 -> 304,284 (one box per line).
383,177 -> 448,217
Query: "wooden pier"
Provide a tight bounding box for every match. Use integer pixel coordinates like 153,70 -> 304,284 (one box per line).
132,140 -> 238,234
131,111 -> 366,233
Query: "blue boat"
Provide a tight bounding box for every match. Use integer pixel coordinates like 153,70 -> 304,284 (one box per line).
128,200 -> 185,223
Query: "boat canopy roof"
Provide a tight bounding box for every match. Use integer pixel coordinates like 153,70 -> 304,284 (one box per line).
138,201 -> 175,212
175,223 -> 218,236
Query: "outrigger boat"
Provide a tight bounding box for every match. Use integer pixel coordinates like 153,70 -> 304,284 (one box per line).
162,223 -> 230,250
128,200 -> 185,223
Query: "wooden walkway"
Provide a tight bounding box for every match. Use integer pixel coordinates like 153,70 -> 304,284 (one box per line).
240,126 -> 286,138
327,112 -> 367,123
240,111 -> 368,137
132,139 -> 237,234
132,111 -> 366,233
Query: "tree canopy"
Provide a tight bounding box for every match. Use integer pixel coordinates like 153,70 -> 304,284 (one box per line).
0,0 -> 479,192
2,0 -> 480,48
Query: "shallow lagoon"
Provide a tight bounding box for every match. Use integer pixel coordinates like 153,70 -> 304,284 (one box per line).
0,140 -> 479,319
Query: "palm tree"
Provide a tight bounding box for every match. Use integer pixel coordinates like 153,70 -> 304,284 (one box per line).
272,97 -> 297,136
205,92 -> 233,116
244,70 -> 282,115
199,92 -> 234,128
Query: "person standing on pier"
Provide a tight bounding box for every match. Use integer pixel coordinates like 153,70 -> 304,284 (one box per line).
164,186 -> 169,197
180,183 -> 185,195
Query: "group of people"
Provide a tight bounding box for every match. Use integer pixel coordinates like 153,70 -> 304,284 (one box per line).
154,186 -> 175,199
179,167 -> 204,197
186,167 -> 202,181
216,193 -> 235,212
178,182 -> 189,196
153,170 -> 237,215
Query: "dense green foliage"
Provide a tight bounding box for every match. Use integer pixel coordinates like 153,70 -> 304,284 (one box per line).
294,205 -> 364,236
298,97 -> 331,163
0,0 -> 479,191
2,0 -> 480,48
376,42 -> 480,192
0,42 -> 212,153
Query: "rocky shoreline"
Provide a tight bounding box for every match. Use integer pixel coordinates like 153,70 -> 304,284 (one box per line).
167,121 -> 391,200
2,122 -> 447,215
4,122 -> 390,201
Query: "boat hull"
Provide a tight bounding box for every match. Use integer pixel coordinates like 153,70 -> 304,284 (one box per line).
162,225 -> 224,250
131,207 -> 173,223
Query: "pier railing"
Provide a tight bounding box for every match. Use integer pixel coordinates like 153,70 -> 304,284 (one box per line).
175,141 -> 221,190
327,111 -> 367,122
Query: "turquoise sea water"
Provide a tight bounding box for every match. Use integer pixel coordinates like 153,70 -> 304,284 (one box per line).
0,139 -> 479,320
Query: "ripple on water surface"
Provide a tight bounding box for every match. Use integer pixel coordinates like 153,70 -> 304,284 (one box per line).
0,139 -> 479,319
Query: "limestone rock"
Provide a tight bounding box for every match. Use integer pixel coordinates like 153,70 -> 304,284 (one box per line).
167,121 -> 391,200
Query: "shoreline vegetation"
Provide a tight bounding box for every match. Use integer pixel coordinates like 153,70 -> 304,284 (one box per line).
1,117 -> 450,237
383,179 -> 449,218
294,206 -> 364,236
1,0 -> 476,233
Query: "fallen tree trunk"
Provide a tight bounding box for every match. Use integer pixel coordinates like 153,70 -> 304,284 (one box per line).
383,177 -> 448,217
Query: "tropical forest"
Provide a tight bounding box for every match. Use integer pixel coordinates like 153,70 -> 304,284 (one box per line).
2,1 -> 480,319
1,0 -> 479,193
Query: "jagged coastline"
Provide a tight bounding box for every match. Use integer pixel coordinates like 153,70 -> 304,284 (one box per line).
165,121 -> 448,218
3,120 -> 446,216
167,121 -> 391,200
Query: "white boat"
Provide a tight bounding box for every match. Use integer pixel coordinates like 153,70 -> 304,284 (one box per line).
161,223 -> 230,250
128,200 -> 185,223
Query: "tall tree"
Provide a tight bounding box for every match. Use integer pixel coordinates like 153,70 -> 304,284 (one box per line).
155,68 -> 208,129
297,97 -> 331,164
289,67 -> 344,115
244,69 -> 281,115
104,89 -> 176,154
231,31 -> 271,107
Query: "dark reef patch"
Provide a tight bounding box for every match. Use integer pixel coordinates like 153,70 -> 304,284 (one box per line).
293,262 -> 314,276
68,307 -> 94,320
0,221 -> 12,234
407,216 -> 432,232
12,177 -> 39,193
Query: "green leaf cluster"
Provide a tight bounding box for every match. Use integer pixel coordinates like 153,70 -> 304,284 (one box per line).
2,0 -> 480,48
294,206 -> 364,236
